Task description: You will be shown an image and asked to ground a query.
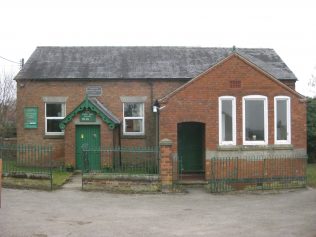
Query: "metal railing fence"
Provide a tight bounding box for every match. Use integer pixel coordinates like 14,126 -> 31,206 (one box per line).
0,144 -> 53,189
82,146 -> 159,175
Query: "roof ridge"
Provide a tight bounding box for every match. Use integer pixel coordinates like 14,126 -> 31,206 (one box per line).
36,46 -> 274,50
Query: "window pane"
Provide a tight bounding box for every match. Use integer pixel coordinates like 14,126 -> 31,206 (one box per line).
125,119 -> 143,133
124,103 -> 143,117
276,100 -> 287,140
47,119 -> 63,132
245,100 -> 265,141
222,100 -> 233,141
46,104 -> 64,117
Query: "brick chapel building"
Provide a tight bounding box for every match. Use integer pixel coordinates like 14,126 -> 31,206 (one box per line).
15,46 -> 306,180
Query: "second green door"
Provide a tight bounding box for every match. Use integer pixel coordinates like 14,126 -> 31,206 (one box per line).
177,122 -> 205,173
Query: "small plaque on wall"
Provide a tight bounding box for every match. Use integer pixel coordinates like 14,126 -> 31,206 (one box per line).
86,85 -> 102,97
24,107 -> 38,128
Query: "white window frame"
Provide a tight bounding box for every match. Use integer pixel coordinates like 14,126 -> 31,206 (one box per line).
274,96 -> 291,144
123,102 -> 145,136
243,95 -> 268,145
45,102 -> 66,136
219,96 -> 236,145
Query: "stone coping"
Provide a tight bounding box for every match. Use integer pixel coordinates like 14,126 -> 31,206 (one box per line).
82,173 -> 159,182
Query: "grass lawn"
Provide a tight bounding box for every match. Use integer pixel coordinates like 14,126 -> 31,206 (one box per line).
307,163 -> 316,188
52,171 -> 73,187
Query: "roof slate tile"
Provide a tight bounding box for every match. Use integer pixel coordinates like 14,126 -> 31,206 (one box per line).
15,46 -> 297,80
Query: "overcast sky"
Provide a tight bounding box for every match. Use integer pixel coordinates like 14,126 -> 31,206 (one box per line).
1,0 -> 316,96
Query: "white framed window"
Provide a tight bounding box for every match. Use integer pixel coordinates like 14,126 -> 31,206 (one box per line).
274,96 -> 291,144
243,95 -> 268,145
219,96 -> 236,145
45,103 -> 66,135
123,102 -> 144,135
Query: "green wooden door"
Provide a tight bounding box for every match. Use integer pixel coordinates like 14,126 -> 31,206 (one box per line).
75,125 -> 100,170
178,122 -> 204,173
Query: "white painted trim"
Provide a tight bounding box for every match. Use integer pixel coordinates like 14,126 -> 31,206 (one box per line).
45,102 -> 66,136
274,96 -> 291,144
218,96 -> 236,145
242,95 -> 268,145
122,102 -> 145,136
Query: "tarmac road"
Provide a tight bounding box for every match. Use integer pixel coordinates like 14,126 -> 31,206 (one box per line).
0,178 -> 316,237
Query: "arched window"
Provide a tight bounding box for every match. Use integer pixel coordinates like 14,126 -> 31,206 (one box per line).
243,95 -> 268,145
274,96 -> 291,144
219,96 -> 236,145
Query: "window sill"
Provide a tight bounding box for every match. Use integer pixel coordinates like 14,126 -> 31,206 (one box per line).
217,145 -> 239,151
43,135 -> 64,139
217,144 -> 293,151
121,135 -> 146,139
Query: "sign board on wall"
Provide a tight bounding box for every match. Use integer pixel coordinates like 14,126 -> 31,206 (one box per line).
86,86 -> 102,97
24,107 -> 38,128
80,111 -> 96,122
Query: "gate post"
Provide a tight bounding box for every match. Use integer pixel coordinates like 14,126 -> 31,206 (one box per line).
160,139 -> 173,192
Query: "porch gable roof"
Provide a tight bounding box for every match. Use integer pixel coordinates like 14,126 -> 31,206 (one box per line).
59,97 -> 120,130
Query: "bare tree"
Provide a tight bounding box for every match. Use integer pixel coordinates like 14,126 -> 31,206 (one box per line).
308,66 -> 316,98
0,70 -> 16,137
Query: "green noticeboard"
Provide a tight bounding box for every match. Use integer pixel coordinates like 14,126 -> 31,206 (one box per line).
80,111 -> 96,122
24,107 -> 38,128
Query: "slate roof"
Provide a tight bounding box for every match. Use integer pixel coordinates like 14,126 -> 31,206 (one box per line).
15,46 -> 297,80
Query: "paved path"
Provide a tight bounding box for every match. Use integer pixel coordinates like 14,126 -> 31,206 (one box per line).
0,187 -> 316,237
62,174 -> 82,190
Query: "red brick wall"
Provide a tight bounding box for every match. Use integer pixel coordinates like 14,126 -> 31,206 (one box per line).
16,79 -> 184,163
210,158 -> 306,179
159,55 -> 306,152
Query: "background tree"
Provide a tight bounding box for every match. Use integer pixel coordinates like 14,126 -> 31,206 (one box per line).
307,98 -> 316,163
306,67 -> 316,163
0,70 -> 16,138
308,66 -> 316,97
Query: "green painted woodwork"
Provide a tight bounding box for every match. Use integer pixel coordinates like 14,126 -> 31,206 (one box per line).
75,125 -> 101,170
177,122 -> 205,173
59,96 -> 117,130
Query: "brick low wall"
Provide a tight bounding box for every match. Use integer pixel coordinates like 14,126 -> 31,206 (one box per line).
82,173 -> 160,193
206,157 -> 307,192
208,158 -> 306,179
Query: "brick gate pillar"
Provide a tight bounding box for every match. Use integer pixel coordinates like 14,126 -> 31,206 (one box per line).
160,139 -> 173,192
